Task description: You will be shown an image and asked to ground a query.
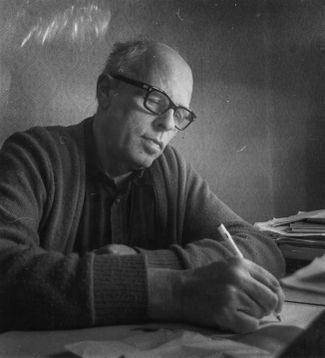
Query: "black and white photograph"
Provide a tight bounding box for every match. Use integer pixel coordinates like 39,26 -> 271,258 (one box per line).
0,0 -> 324,356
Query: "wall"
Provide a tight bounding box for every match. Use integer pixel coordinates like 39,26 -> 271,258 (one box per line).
0,0 -> 324,223
267,1 -> 325,217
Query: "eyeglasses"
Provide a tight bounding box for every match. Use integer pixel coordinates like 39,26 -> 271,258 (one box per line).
110,73 -> 196,131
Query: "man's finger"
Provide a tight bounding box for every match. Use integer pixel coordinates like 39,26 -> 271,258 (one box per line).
245,260 -> 285,312
235,290 -> 265,319
241,276 -> 282,316
246,259 -> 280,291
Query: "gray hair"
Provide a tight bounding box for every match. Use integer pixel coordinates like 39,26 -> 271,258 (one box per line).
102,39 -> 154,78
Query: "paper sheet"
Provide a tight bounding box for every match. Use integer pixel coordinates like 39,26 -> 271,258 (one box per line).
66,328 -> 271,358
281,254 -> 325,294
254,210 -> 325,238
258,209 -> 325,227
255,221 -> 325,239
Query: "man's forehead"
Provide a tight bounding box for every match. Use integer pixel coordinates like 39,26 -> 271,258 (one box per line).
140,49 -> 193,92
145,45 -> 191,78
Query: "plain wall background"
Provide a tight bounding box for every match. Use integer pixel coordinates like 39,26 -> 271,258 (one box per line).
0,0 -> 324,223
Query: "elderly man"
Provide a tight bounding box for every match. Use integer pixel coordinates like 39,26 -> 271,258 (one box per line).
0,40 -> 285,333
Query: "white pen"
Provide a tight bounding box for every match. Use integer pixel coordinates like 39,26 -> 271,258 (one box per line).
217,223 -> 281,322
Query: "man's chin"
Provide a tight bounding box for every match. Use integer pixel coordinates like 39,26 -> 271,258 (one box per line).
133,154 -> 161,170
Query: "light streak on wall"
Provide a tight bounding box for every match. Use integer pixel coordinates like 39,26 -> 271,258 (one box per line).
0,0 -> 111,48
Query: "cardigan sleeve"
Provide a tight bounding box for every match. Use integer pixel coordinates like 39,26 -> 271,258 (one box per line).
0,128 -> 147,331
138,146 -> 285,278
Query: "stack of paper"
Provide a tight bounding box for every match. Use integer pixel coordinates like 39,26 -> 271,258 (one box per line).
289,221 -> 325,233
255,210 -> 325,263
255,209 -> 325,236
255,209 -> 325,242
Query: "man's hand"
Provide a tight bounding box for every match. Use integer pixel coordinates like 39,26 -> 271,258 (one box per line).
148,258 -> 285,333
94,244 -> 137,255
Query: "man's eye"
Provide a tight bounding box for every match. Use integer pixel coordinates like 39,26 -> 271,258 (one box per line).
147,96 -> 163,105
174,110 -> 183,121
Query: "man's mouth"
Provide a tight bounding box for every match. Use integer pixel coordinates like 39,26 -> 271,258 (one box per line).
142,137 -> 163,150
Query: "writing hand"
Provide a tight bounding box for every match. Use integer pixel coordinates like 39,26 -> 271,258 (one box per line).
148,258 -> 284,333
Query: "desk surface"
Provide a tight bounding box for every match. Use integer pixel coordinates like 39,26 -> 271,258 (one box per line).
0,301 -> 324,358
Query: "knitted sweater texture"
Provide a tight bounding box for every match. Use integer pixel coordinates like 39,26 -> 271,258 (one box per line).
0,119 -> 285,330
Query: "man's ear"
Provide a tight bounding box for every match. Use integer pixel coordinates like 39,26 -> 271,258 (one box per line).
96,74 -> 116,109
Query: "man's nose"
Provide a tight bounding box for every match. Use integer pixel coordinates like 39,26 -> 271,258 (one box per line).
153,109 -> 176,131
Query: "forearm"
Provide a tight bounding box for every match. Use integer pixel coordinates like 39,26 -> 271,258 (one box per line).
138,228 -> 285,279
93,253 -> 147,326
0,244 -> 91,330
0,243 -> 148,330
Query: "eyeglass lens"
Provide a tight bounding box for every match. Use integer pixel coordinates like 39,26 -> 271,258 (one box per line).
145,90 -> 192,129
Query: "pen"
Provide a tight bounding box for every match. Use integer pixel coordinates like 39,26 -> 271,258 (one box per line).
217,223 -> 281,322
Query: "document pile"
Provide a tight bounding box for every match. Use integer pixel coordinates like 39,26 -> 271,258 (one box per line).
255,209 -> 325,262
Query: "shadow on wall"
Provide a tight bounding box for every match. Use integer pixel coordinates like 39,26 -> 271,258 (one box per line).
306,114 -> 325,210
305,31 -> 325,210
266,4 -> 325,216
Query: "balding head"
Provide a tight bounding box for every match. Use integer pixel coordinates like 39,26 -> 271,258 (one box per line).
102,40 -> 192,87
141,42 -> 193,100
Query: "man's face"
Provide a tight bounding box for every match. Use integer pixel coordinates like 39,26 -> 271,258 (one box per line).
95,51 -> 193,176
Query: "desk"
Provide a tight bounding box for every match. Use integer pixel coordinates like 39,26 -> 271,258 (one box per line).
0,301 -> 323,358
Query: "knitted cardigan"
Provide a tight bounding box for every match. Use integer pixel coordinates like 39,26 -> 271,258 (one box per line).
0,119 -> 285,331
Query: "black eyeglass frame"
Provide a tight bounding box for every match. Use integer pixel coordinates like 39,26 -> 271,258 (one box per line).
110,73 -> 196,131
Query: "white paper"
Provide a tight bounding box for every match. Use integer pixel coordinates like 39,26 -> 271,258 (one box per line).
66,328 -> 271,358
260,209 -> 325,227
255,221 -> 325,239
281,254 -> 325,294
